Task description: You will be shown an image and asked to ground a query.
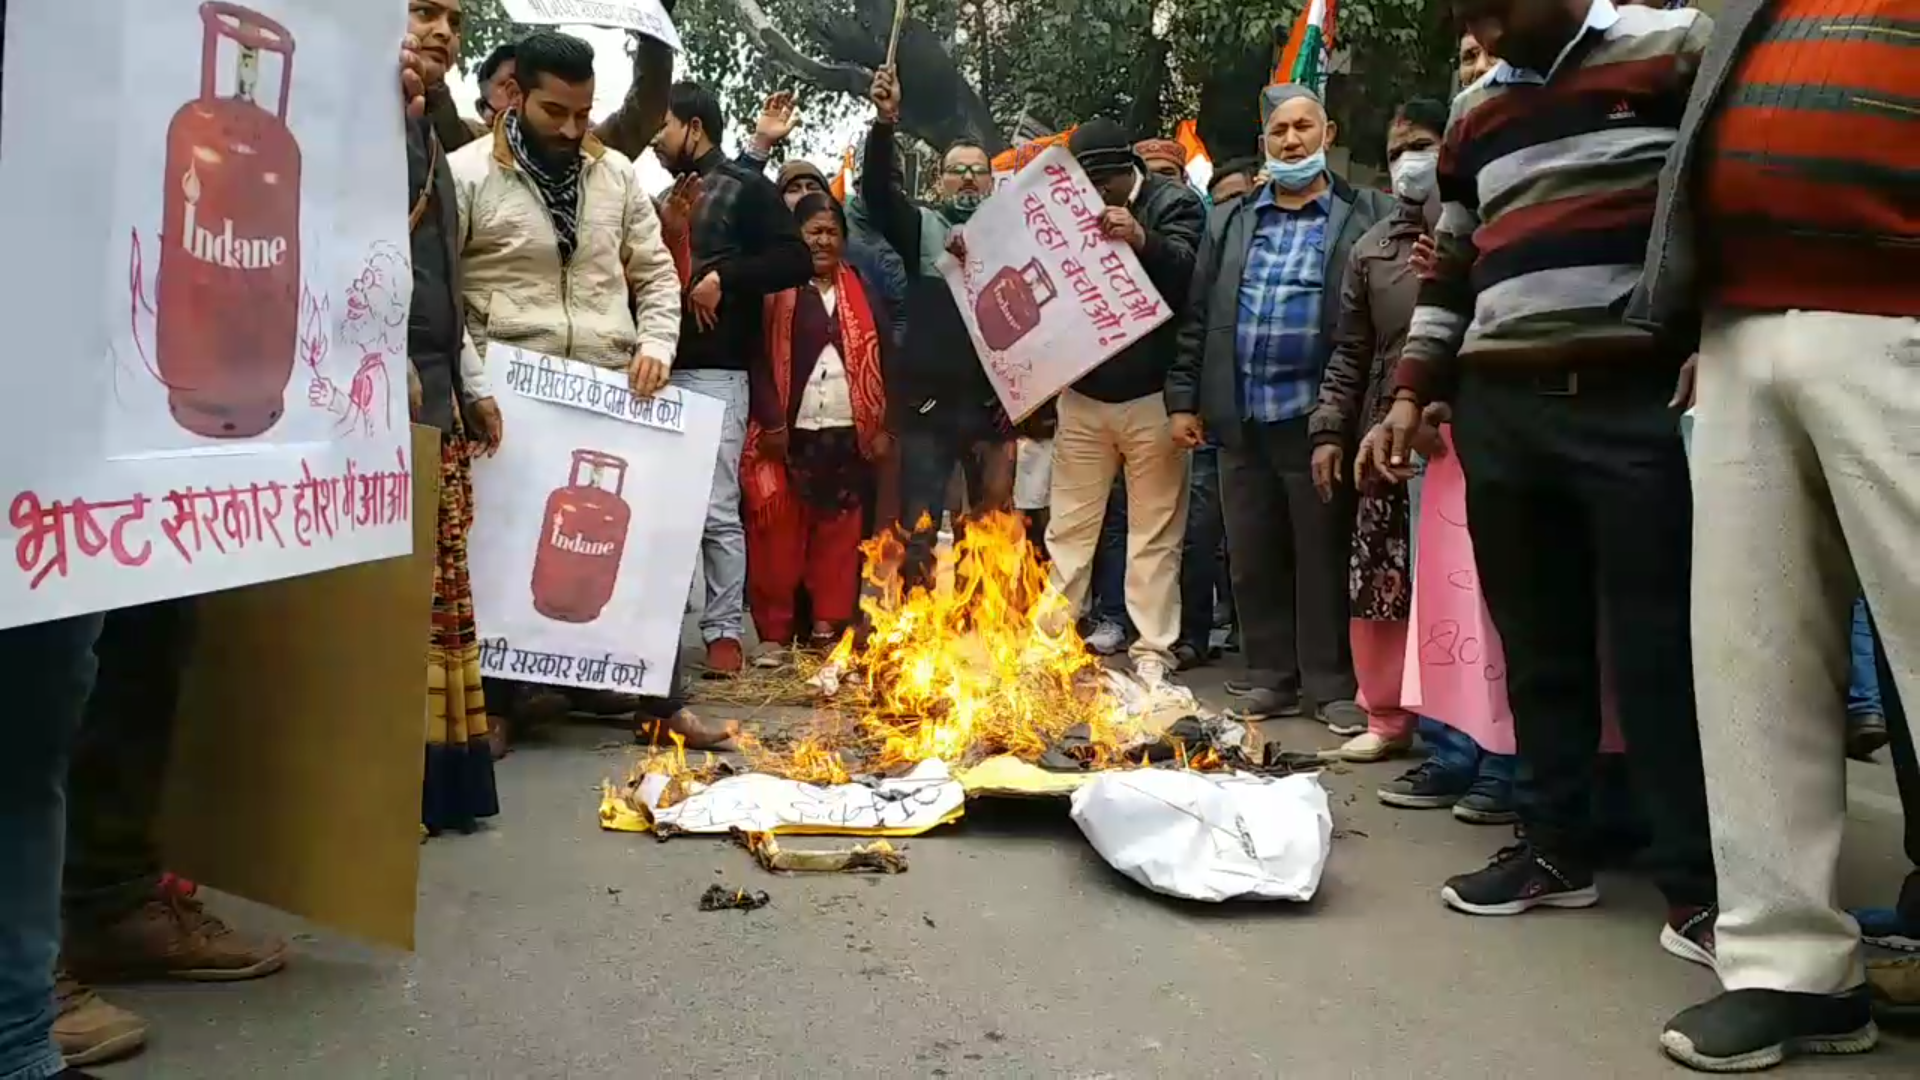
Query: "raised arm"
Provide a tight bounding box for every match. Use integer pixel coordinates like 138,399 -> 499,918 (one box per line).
720,173 -> 812,298
591,31 -> 675,159
859,68 -> 923,270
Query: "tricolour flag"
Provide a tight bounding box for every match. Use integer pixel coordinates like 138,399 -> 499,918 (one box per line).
1272,0 -> 1337,97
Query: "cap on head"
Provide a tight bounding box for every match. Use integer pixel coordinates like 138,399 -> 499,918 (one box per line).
777,160 -> 830,193
1260,83 -> 1325,126
1068,117 -> 1144,180
1135,138 -> 1188,172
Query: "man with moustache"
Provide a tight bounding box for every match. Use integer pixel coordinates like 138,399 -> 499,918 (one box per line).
650,80 -> 813,676
1165,84 -> 1392,730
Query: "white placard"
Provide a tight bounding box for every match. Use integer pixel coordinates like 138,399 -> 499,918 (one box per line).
939,146 -> 1173,422
499,0 -> 682,51
469,347 -> 719,698
0,0 -> 414,630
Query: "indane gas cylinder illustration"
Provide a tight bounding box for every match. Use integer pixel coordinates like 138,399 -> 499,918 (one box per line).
531,450 -> 634,624
975,259 -> 1057,352
156,3 -> 302,438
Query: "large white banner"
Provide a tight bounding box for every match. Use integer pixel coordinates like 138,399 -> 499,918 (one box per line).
499,0 -> 682,51
0,0 -> 414,630
939,146 -> 1173,422
469,347 -> 719,699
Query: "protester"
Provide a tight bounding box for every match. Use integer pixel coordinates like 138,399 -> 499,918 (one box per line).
739,91 -> 908,350
473,42 -> 516,127
860,65 -> 1014,589
1851,622 -> 1920,955
1625,0 -> 1919,1065
1166,82 -> 1392,729
1307,97 -> 1445,763
1204,158 -> 1257,206
1365,0 -> 1717,957
1032,119 -> 1203,690
651,79 -> 813,676
1135,137 -> 1188,182
742,193 -> 890,650
1455,29 -> 1495,88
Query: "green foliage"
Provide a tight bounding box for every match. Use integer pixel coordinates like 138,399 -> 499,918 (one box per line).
454,0 -> 1455,164
457,0 -> 525,73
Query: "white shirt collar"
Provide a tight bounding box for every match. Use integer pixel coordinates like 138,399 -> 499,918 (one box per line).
1489,0 -> 1619,85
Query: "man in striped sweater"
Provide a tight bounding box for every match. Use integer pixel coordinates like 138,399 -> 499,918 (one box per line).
1361,0 -> 1719,954
1630,0 -> 1920,1069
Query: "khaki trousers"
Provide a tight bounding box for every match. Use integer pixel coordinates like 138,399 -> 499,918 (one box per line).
1692,308 -> 1920,994
1045,389 -> 1189,668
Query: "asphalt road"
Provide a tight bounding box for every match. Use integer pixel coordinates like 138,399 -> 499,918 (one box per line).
98,671 -> 1920,1078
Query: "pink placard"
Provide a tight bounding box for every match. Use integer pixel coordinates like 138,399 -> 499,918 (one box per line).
1401,427 -> 1623,756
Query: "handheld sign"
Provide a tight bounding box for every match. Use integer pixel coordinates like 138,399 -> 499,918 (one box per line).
499,0 -> 683,51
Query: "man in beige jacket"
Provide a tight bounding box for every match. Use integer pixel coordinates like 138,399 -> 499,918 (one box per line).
450,30 -> 680,393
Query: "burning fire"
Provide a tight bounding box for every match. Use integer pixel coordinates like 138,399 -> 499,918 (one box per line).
612,512 -> 1153,802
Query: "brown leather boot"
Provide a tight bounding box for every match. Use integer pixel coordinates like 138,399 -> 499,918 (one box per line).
53,969 -> 148,1065
64,886 -> 288,983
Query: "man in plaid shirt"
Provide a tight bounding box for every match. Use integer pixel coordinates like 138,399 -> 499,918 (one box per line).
1165,83 -> 1392,727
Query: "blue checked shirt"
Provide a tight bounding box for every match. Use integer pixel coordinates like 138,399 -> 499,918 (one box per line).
1235,188 -> 1330,423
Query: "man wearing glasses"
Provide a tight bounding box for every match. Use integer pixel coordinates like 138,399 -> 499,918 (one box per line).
861,66 -> 1013,587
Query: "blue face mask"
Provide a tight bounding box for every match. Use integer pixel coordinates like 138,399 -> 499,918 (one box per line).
1264,149 -> 1326,193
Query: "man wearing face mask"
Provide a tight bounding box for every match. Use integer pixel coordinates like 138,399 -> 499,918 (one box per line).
1165,83 -> 1393,729
861,65 -> 1015,589
1305,98 -> 1447,764
1039,119 -> 1204,692
649,80 -> 813,676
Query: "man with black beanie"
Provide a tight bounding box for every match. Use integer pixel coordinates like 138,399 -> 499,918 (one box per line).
1045,119 -> 1203,690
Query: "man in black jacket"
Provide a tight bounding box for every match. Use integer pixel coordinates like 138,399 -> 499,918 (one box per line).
652,80 -> 812,676
860,66 -> 1013,589
1165,83 -> 1392,728
1044,119 -> 1203,690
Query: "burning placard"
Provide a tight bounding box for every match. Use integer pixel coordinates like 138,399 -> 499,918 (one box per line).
602,759 -> 965,838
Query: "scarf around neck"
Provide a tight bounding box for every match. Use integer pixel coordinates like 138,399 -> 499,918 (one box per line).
505,110 -> 583,263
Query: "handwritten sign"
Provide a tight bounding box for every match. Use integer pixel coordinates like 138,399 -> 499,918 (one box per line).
0,0 -> 415,629
495,345 -> 687,434
938,146 -> 1171,422
1401,428 -> 1623,755
467,353 -> 721,698
499,0 -> 682,50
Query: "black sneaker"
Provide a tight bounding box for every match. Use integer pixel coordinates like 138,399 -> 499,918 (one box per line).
1661,988 -> 1877,1072
1377,759 -> 1471,810
1661,905 -> 1717,969
1227,688 -> 1303,720
1440,842 -> 1599,917
1847,712 -> 1889,762
1452,774 -> 1520,825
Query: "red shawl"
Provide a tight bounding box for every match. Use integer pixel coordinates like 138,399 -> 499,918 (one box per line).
742,263 -> 888,530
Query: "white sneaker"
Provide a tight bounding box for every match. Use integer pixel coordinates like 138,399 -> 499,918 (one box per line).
1319,731 -> 1414,763
1135,657 -> 1172,692
1085,620 -> 1127,655
752,644 -> 788,670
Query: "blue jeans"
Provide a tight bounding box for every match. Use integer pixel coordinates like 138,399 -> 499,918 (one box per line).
1178,448 -> 1227,651
1848,596 -> 1882,719
1419,718 -> 1517,784
1090,478 -> 1132,629
670,369 -> 750,644
1,614 -> 104,1080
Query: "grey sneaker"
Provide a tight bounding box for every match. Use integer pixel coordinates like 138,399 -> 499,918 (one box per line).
1317,700 -> 1368,737
1084,619 -> 1128,655
1229,689 -> 1303,721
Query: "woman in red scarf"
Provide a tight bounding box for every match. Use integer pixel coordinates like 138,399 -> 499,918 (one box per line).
744,192 -> 891,649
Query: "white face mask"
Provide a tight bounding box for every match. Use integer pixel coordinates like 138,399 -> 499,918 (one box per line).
1391,150 -> 1438,203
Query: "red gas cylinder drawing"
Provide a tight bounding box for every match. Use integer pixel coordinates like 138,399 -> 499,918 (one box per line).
975,259 -> 1057,352
156,3 -> 302,439
531,450 -> 634,624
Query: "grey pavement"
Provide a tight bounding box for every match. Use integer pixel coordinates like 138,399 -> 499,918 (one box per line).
97,662 -> 1920,1079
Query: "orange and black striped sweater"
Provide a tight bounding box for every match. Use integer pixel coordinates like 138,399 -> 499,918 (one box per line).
1700,0 -> 1920,317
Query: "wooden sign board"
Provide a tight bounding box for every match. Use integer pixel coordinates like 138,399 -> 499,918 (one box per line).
160,424 -> 440,951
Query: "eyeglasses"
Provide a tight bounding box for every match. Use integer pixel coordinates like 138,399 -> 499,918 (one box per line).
943,164 -> 991,179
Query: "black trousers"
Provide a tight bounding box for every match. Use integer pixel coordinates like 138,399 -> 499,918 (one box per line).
1452,363 -> 1714,906
1871,614 -> 1920,917
1219,417 -> 1356,705
64,598 -> 197,927
896,403 -> 1012,592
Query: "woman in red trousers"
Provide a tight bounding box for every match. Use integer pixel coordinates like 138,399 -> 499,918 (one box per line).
744,192 -> 891,651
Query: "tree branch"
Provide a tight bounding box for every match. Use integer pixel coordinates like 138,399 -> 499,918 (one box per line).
726,0 -> 873,97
